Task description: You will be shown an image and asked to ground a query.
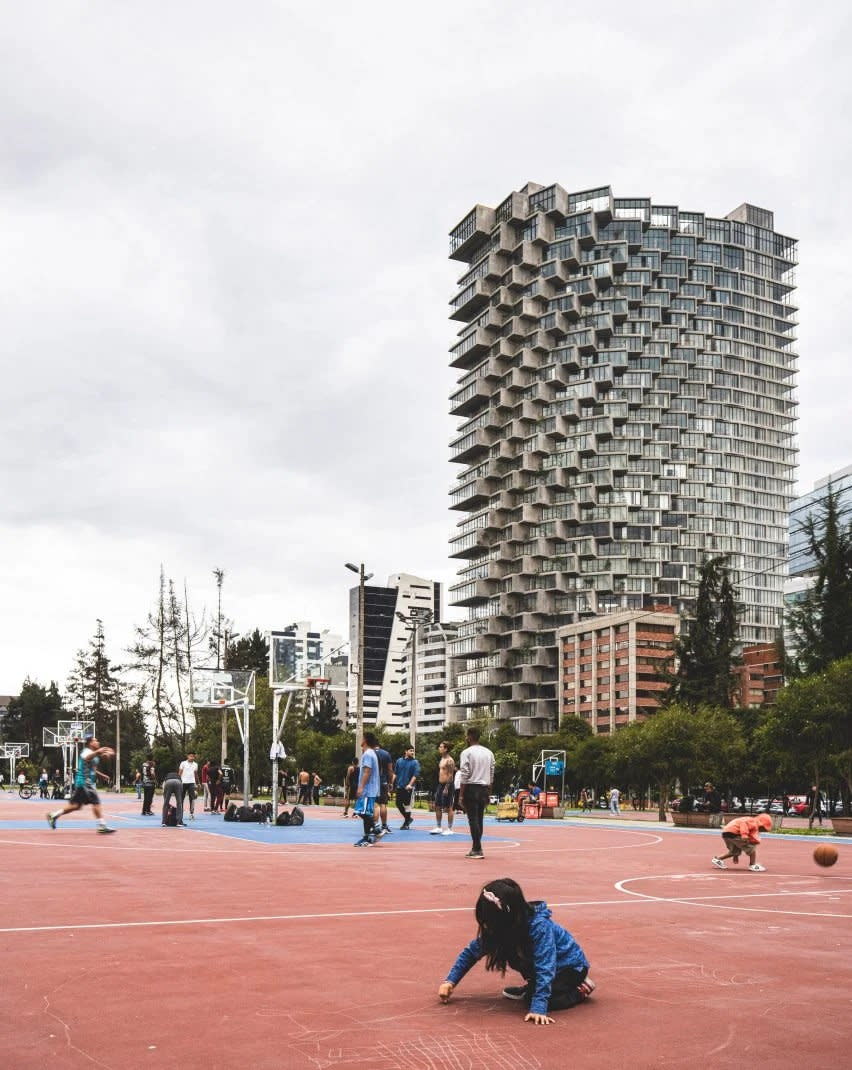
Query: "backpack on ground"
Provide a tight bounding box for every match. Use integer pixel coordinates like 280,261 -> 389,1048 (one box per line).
236,805 -> 262,822
223,802 -> 239,822
275,805 -> 305,827
164,804 -> 178,827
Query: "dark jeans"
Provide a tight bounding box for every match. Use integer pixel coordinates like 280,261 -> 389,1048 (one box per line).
396,787 -> 412,820
142,785 -> 155,813
463,784 -> 489,852
521,965 -> 588,1011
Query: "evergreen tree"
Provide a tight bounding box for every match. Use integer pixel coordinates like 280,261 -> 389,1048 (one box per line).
307,689 -> 341,736
666,556 -> 739,708
226,629 -> 270,673
66,620 -> 124,739
786,484 -> 852,676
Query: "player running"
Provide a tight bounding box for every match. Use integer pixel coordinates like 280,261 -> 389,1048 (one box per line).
46,735 -> 116,834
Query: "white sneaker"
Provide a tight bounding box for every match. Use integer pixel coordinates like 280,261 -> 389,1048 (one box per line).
711,857 -> 726,869
429,826 -> 443,835
749,863 -> 766,872
441,828 -> 454,836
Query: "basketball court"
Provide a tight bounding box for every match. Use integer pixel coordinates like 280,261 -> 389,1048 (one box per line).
0,791 -> 849,1070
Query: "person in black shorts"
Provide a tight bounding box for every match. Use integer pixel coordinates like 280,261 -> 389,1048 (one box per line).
374,743 -> 393,837
46,735 -> 116,834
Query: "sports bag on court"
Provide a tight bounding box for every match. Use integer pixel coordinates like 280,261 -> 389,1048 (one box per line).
164,804 -> 178,827
275,805 -> 305,827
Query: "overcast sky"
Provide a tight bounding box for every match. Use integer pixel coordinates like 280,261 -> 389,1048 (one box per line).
1,0 -> 850,692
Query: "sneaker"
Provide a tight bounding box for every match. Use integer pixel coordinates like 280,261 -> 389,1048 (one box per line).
46,812 -> 57,830
400,821 -> 412,830
354,837 -> 373,847
749,863 -> 766,872
465,849 -> 484,859
429,826 -> 443,835
98,826 -> 116,834
441,828 -> 454,836
502,985 -> 528,1001
374,826 -> 387,839
711,857 -> 726,869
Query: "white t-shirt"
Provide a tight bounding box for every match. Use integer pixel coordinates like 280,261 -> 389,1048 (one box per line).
18,773 -> 26,785
179,760 -> 198,785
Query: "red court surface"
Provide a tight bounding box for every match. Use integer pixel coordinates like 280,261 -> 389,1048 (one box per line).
1,794 -> 850,1070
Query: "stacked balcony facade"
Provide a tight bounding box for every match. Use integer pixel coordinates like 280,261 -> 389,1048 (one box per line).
447,184 -> 798,736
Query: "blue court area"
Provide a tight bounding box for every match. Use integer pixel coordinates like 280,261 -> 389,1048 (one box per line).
0,800 -> 484,845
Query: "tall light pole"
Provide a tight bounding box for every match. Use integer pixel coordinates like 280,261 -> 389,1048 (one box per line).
345,562 -> 373,758
396,607 -> 433,749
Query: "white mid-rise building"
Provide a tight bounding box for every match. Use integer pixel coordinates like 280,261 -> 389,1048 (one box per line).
348,573 -> 442,732
398,621 -> 459,735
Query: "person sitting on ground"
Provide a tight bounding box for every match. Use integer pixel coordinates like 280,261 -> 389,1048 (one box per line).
712,813 -> 772,871
438,877 -> 594,1025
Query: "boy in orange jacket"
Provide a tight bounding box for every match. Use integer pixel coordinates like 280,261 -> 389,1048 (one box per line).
712,812 -> 772,871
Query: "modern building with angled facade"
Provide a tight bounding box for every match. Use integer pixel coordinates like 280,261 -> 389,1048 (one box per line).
448,183 -> 798,735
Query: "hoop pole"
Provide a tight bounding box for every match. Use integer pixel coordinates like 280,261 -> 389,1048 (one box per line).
272,691 -> 281,815
242,697 -> 250,808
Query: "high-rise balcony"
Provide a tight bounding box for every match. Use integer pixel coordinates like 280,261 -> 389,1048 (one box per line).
449,277 -> 496,321
449,205 -> 496,261
449,378 -> 492,417
450,327 -> 493,369
450,427 -> 493,463
449,477 -> 493,511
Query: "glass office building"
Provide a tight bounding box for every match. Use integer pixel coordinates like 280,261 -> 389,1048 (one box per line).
448,184 -> 798,734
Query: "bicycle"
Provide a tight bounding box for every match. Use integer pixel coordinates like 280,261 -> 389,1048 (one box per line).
18,782 -> 35,799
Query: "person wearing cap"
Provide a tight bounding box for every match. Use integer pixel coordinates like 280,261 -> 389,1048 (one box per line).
45,736 -> 116,834
712,812 -> 773,871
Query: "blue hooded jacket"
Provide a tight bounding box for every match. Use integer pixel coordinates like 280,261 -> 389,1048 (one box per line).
446,901 -> 589,1015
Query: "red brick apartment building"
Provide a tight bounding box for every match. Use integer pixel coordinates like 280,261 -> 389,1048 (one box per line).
558,607 -> 678,734
733,643 -> 784,708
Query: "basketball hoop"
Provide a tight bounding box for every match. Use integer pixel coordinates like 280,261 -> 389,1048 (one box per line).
305,677 -> 330,692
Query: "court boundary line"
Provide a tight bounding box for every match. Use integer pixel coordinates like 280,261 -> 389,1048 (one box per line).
0,896 -> 652,935
614,873 -> 852,919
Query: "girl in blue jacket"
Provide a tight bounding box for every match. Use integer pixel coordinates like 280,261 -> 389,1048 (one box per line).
438,877 -> 595,1025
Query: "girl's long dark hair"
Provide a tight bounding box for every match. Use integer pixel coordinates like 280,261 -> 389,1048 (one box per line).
475,878 -> 534,974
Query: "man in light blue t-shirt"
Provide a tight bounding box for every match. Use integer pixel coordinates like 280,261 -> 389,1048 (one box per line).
354,732 -> 381,847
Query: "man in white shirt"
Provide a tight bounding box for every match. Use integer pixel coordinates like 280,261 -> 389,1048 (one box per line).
179,752 -> 199,821
458,727 -> 495,860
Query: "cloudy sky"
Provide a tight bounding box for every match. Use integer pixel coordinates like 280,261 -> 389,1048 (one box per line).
1,0 -> 850,692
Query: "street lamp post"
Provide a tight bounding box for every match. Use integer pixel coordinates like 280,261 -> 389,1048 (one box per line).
345,562 -> 373,758
396,607 -> 433,749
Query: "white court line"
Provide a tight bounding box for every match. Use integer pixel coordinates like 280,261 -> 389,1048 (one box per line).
615,874 -> 852,919
0,896 -> 650,935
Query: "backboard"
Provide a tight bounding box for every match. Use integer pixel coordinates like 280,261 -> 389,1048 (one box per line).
44,721 -> 96,747
191,668 -> 256,709
268,630 -> 324,687
0,742 -> 29,759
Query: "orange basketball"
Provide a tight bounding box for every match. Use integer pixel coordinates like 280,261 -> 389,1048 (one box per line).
813,845 -> 838,868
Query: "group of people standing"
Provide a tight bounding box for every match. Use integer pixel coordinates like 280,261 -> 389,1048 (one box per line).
136,753 -> 236,824
296,770 -> 323,806
344,727 -> 495,858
